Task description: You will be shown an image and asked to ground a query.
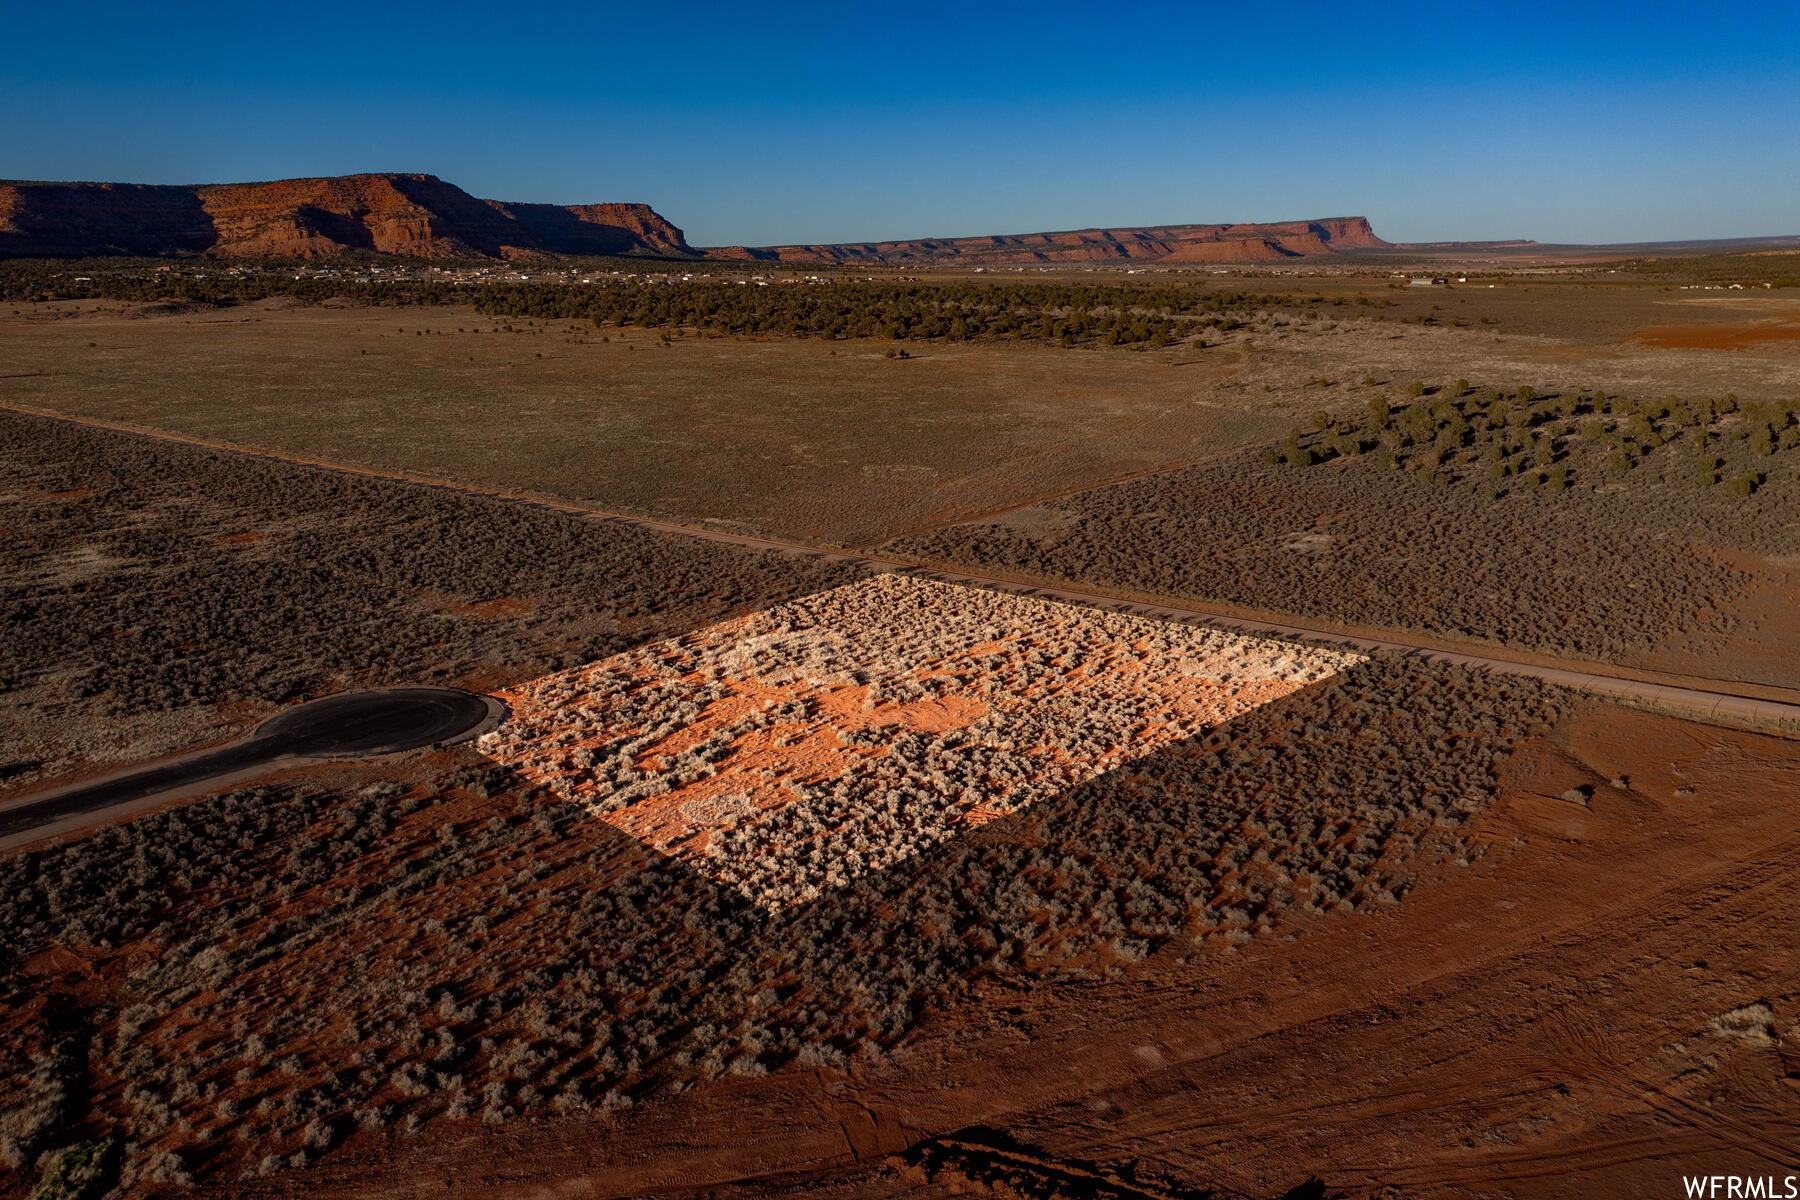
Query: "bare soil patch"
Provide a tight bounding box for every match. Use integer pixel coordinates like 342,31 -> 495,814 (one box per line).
1633,321 -> 1800,350
485,575 -> 1358,909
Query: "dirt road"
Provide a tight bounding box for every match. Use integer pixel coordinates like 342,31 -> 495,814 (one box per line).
7,403 -> 1798,738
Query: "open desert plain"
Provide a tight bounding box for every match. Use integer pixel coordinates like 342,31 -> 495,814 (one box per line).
5,5 -> 1800,1197
4,235 -> 1800,1200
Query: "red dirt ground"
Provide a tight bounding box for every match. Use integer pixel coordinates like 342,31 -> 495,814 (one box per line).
1632,322 -> 1800,350
259,701 -> 1800,1200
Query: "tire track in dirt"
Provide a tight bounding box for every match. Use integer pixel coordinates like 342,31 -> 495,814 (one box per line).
1011,819 -> 1800,1195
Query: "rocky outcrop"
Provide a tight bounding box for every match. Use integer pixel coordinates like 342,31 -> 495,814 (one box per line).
709,216 -> 1386,265
0,173 -> 695,260
493,201 -> 696,257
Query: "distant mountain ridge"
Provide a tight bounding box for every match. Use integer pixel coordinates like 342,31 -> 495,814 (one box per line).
0,172 -> 1391,264
0,173 -> 694,259
712,216 -> 1388,265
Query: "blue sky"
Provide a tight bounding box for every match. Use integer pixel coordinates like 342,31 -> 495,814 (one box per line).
5,1 -> 1797,246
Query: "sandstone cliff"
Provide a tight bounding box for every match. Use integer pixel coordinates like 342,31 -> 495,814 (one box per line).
709,216 -> 1386,265
0,172 -> 1385,266
0,174 -> 695,260
494,201 -> 695,257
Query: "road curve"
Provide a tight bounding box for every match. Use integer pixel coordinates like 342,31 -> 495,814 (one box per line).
0,689 -> 504,850
7,404 -> 1799,739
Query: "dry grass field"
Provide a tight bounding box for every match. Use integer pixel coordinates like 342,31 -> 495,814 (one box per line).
0,300 -> 1268,546
6,285 -> 1799,554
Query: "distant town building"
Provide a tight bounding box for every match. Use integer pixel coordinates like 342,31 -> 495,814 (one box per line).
1409,276 -> 1449,287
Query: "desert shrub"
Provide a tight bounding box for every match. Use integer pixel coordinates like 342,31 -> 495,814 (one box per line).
0,264 -> 1293,349
888,385 -> 1800,662
890,381 -> 1800,662
0,648 -> 1563,1188
27,1140 -> 121,1200
1727,470 -> 1761,497
1286,385 -> 1673,484
0,413 -> 860,781
0,1021 -> 86,1177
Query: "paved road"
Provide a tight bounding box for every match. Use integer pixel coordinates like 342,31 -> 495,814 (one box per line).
8,404 -> 1800,738
0,689 -> 502,848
